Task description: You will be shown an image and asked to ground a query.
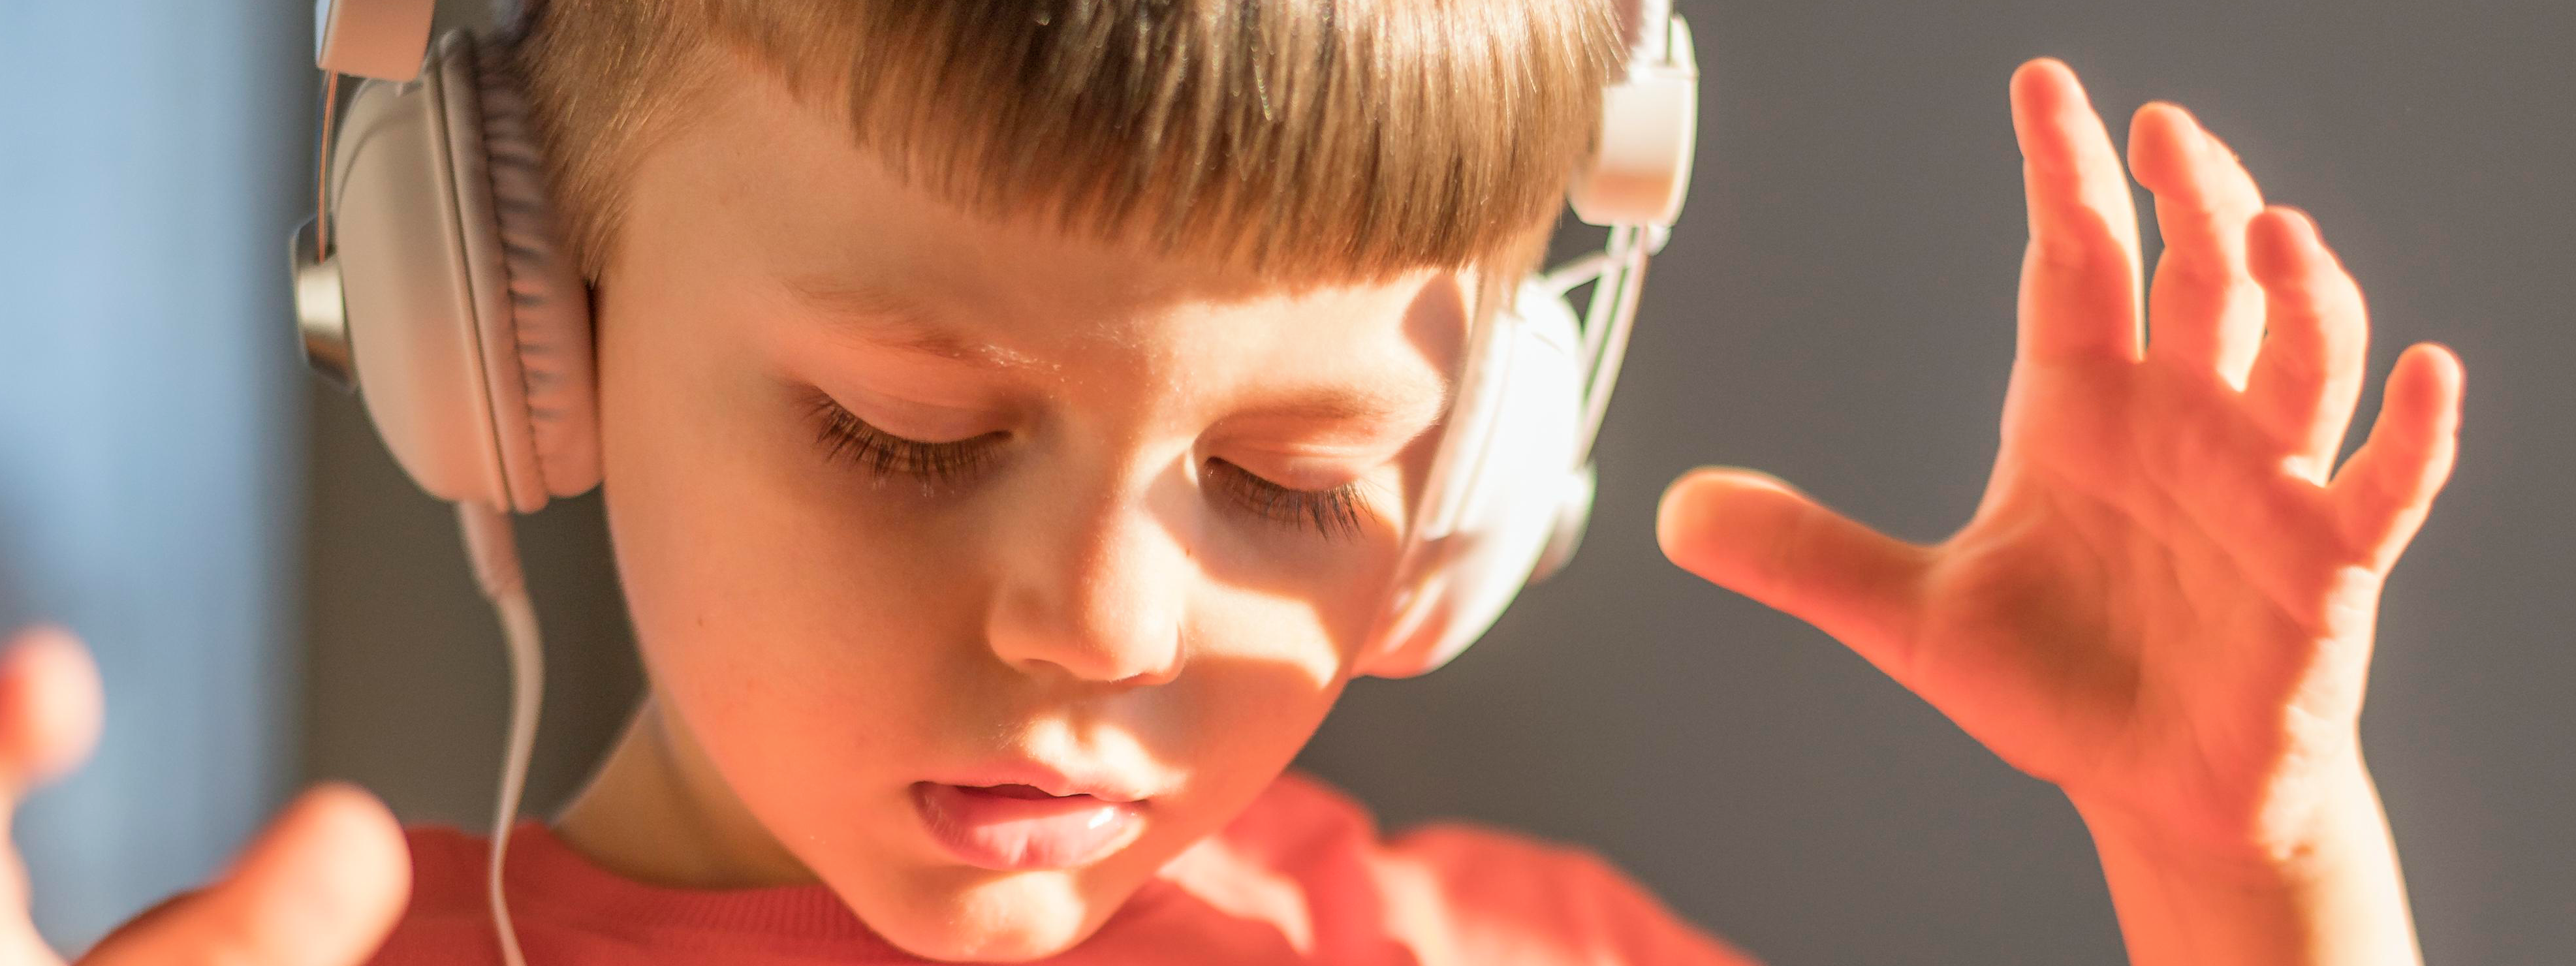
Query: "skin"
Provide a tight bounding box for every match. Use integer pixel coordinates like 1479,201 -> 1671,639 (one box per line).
548,55 -> 1466,961
0,55 -> 2451,966
1657,60 -> 2451,964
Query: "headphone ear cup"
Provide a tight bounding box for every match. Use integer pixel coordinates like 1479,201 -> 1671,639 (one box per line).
469,36 -> 599,502
331,31 -> 595,514
1361,281 -> 1590,679
330,37 -> 518,509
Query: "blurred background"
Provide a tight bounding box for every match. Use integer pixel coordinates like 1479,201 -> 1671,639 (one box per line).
5,0 -> 2569,960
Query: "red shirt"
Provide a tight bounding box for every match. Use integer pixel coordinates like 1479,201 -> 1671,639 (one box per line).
368,769 -> 1759,965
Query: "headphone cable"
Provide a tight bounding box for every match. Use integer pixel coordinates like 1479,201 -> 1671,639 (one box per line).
456,503 -> 541,966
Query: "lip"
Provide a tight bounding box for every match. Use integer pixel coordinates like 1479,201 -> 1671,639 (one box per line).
924,761 -> 1155,803
912,781 -> 1147,871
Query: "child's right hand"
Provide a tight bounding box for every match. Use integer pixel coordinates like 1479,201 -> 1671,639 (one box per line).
1,625 -> 411,966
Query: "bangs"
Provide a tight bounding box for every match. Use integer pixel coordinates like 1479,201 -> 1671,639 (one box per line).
514,0 -> 1626,285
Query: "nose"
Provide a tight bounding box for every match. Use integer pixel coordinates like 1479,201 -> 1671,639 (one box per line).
984,473 -> 1190,687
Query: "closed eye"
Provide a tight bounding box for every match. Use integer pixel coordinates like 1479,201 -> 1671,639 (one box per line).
807,395 -> 1001,489
1205,460 -> 1370,541
808,392 -> 1376,540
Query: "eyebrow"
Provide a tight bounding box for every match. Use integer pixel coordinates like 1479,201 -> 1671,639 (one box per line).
1253,382 -> 1452,431
785,275 -> 1451,428
785,276 -> 1043,370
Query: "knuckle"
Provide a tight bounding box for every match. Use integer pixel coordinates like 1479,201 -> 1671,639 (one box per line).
2033,231 -> 2118,275
2158,245 -> 2247,293
2261,266 -> 2362,322
2259,332 -> 2331,385
2334,474 -> 2404,558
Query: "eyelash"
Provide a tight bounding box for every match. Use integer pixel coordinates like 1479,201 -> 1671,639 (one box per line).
804,396 -> 1370,540
1208,465 -> 1370,542
807,396 -> 997,488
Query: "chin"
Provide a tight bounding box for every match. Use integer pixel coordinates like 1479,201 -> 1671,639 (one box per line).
860,867 -> 1110,963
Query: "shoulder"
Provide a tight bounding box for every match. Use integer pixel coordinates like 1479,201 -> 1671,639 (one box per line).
1142,770 -> 1764,966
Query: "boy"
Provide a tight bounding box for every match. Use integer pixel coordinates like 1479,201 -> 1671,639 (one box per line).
0,1 -> 2459,963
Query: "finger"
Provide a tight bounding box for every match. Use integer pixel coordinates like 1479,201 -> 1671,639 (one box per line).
82,783 -> 409,966
2329,343 -> 2464,570
0,626 -> 104,821
1657,468 -> 1932,681
0,897 -> 62,966
2243,206 -> 2371,482
2129,101 -> 2269,386
2012,57 -> 2146,364
0,625 -> 104,948
0,627 -> 95,966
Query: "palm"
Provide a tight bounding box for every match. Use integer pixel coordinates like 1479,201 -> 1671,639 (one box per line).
1657,59 -> 2462,859
1916,354 -> 2366,838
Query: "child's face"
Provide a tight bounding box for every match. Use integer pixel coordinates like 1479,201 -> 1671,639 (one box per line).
588,63 -> 1471,959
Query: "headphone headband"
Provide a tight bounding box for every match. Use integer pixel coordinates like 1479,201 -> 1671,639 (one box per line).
313,0 -> 436,81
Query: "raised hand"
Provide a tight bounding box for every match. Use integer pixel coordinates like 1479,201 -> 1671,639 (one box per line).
1655,55 -> 2462,880
0,625 -> 413,966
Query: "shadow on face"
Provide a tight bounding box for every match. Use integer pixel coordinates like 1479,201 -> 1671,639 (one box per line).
569,55 -> 1490,961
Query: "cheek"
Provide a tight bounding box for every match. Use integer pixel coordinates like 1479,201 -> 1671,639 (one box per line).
593,296 -> 972,789
1191,423 -> 1449,670
1155,613 -> 1353,780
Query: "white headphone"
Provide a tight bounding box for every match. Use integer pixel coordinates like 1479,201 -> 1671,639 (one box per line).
291,1 -> 1695,961
294,0 -> 1699,674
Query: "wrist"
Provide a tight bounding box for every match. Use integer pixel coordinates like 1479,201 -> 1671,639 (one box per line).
2067,747 -> 2376,877
2073,756 -> 2421,966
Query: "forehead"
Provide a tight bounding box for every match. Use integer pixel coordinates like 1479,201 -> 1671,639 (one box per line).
625,61 -> 1471,413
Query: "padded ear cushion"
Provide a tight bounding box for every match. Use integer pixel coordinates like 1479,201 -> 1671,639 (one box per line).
469,36 -> 601,502
432,33 -> 548,512
437,32 -> 598,512
1360,281 -> 1589,679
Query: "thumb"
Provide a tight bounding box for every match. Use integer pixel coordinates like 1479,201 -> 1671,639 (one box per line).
82,783 -> 409,966
0,625 -> 104,808
1656,467 -> 1931,676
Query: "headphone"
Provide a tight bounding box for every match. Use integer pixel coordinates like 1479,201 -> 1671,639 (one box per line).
290,1 -> 1693,960
293,0 -> 1699,675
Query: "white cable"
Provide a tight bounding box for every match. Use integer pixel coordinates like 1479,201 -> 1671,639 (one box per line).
456,502 -> 541,966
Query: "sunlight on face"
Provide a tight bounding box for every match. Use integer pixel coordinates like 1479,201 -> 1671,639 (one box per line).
589,57 -> 1473,961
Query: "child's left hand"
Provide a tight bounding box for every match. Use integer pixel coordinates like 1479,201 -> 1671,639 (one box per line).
1654,57 -> 2463,869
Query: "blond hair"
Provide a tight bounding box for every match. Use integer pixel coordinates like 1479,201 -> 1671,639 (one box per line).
505,0 -> 1625,292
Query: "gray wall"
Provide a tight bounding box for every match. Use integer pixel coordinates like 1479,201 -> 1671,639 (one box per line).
0,0 -> 310,951
300,1 -> 2574,963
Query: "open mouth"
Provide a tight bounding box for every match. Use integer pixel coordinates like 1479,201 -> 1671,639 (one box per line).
912,782 -> 1146,871
965,783 -> 1068,800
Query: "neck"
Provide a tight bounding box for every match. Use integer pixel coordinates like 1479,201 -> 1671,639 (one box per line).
552,692 -> 819,888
